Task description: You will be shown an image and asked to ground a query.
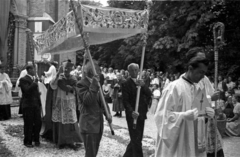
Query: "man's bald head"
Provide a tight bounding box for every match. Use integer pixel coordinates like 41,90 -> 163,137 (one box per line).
128,63 -> 139,78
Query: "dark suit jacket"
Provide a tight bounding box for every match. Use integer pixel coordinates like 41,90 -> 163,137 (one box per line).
77,77 -> 110,134
144,76 -> 151,88
100,73 -> 104,86
219,81 -> 228,101
122,78 -> 152,120
19,75 -> 41,109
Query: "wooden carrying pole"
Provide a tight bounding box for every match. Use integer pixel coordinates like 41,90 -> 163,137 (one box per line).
213,22 -> 224,157
133,0 -> 151,129
133,41 -> 146,129
70,0 -> 114,135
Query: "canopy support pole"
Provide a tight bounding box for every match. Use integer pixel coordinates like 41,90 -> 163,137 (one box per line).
70,0 -> 114,135
133,40 -> 146,129
133,0 -> 151,129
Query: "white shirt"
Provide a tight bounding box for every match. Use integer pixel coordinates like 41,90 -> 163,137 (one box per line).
163,78 -> 170,89
107,72 -> 116,80
102,72 -> 108,79
227,81 -> 235,90
15,69 -> 27,88
44,65 -> 56,84
15,69 -> 28,97
217,81 -> 223,91
70,69 -> 81,76
151,78 -> 159,85
153,89 -> 161,97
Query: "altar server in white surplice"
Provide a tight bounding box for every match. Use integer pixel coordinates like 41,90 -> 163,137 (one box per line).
154,47 -> 215,157
0,64 -> 13,120
44,61 -> 57,88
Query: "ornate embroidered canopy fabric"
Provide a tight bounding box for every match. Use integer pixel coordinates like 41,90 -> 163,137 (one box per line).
35,4 -> 148,55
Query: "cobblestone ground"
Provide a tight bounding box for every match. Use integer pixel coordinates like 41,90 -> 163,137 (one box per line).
0,105 -> 239,157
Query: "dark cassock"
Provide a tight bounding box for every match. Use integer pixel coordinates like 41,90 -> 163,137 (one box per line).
41,66 -> 63,141
40,80 -> 55,141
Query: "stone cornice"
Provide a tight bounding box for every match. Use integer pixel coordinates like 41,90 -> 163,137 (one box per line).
28,17 -> 55,24
14,14 -> 28,19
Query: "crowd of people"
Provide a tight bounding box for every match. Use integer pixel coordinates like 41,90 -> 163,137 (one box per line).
0,47 -> 240,157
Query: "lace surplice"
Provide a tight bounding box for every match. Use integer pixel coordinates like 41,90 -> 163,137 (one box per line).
52,74 -> 77,124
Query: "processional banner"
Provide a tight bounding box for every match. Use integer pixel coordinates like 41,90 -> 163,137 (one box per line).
35,4 -> 148,55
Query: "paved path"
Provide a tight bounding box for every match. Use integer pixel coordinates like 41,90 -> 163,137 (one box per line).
109,103 -> 157,139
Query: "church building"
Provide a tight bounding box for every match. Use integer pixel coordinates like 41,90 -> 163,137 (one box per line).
0,0 -> 76,81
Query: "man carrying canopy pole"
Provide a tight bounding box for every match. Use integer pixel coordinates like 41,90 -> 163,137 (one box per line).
122,63 -> 152,157
69,0 -> 113,130
132,0 -> 151,129
69,1 -> 113,156
121,1 -> 152,157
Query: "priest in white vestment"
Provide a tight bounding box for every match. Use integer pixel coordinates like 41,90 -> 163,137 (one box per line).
154,47 -> 215,157
178,74 -> 223,157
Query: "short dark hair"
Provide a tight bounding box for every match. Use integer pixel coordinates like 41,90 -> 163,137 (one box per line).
186,47 -> 209,69
26,65 -> 34,71
186,47 -> 204,60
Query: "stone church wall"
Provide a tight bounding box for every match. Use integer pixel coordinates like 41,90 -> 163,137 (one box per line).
28,0 -> 45,17
10,0 -> 76,76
